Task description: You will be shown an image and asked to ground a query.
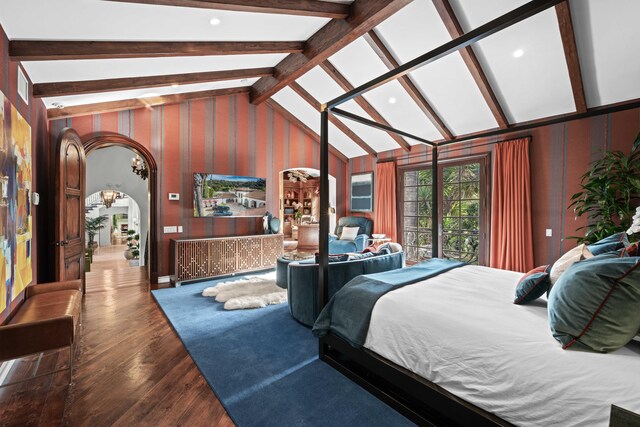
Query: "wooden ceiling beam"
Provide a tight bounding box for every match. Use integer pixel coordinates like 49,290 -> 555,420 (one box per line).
265,99 -> 349,163
290,81 -> 377,157
319,60 -> 412,152
9,40 -> 304,61
250,0 -> 412,105
363,31 -> 454,140
106,0 -> 351,19
431,0 -> 509,128
33,67 -> 274,98
555,1 -> 587,113
47,86 -> 249,120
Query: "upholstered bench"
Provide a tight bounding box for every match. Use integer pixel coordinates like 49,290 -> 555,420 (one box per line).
287,251 -> 404,326
0,280 -> 83,387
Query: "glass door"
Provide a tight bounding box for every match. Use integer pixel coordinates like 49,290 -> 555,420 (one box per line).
400,155 -> 489,265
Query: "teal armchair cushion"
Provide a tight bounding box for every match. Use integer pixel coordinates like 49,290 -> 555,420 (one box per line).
548,257 -> 640,352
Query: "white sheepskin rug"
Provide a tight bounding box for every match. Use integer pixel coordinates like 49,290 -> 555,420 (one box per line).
201,272 -> 287,310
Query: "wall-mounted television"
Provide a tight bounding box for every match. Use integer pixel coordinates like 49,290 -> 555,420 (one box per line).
193,173 -> 267,217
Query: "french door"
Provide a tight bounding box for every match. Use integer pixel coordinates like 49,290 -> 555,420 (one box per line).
399,155 -> 490,265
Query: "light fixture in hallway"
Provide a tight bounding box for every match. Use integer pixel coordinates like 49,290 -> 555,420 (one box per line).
101,190 -> 118,208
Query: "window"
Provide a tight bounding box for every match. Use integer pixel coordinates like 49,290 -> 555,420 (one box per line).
400,155 -> 490,265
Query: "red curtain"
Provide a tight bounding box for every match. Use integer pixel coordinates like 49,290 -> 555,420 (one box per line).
490,137 -> 534,272
374,161 -> 397,242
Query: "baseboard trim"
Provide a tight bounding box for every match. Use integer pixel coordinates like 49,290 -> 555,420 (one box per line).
158,276 -> 171,284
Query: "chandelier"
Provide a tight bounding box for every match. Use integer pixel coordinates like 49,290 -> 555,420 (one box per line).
101,190 -> 118,208
131,155 -> 148,180
287,170 -> 310,183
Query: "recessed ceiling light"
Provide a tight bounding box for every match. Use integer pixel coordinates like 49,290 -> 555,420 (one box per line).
512,49 -> 524,58
52,102 -> 64,109
240,78 -> 248,84
171,83 -> 179,88
140,92 -> 160,99
388,97 -> 397,104
209,17 -> 221,26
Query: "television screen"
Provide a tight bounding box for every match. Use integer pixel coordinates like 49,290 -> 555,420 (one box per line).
193,173 -> 267,217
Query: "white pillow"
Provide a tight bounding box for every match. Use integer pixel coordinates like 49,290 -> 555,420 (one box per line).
549,244 -> 593,285
340,226 -> 360,241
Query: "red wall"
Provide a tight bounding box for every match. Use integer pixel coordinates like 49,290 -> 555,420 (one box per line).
0,23 -> 48,323
349,108 -> 640,267
50,95 -> 348,277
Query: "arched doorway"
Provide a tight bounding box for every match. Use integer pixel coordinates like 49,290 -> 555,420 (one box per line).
83,133 -> 159,286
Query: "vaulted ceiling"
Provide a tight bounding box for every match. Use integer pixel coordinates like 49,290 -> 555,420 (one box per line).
1,0 -> 638,159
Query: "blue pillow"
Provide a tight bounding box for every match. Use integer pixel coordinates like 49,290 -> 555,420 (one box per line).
548,257 -> 640,352
514,265 -> 551,305
587,232 -> 630,256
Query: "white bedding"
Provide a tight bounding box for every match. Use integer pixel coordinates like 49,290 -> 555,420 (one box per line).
364,265 -> 640,427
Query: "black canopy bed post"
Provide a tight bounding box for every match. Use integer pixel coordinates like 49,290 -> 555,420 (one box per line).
315,1 -> 572,425
431,145 -> 439,258
318,109 -> 330,357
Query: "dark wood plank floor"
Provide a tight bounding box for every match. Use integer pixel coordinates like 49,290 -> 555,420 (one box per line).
0,247 -> 234,426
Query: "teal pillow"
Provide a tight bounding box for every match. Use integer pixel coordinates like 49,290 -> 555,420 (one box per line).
514,265 -> 551,305
548,257 -> 640,352
587,232 -> 629,256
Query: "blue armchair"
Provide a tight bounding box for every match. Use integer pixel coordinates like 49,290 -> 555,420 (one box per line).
328,216 -> 373,254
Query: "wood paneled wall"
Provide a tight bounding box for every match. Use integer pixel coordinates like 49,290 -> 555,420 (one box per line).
49,94 -> 348,278
349,108 -> 640,267
0,23 -> 47,323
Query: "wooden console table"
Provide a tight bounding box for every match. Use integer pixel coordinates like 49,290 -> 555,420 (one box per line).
171,234 -> 284,286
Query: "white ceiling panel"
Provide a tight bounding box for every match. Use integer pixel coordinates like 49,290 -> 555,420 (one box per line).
271,87 -> 366,158
0,0 -> 328,41
375,0 -> 498,135
450,1 -> 575,122
571,0 -> 640,107
329,37 -> 442,142
42,78 -> 259,108
296,67 -> 400,152
22,54 -> 288,83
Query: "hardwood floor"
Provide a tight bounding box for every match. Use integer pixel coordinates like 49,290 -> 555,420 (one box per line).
0,246 -> 234,426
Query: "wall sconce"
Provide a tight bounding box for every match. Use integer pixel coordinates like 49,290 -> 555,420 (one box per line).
131,155 -> 149,180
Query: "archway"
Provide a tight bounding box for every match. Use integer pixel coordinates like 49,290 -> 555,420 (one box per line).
279,168 -> 337,249
83,132 -> 159,286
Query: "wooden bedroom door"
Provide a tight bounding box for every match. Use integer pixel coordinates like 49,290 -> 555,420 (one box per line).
54,128 -> 86,287
399,154 -> 490,265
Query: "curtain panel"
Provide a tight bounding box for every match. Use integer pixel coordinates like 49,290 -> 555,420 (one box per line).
374,161 -> 397,242
490,137 -> 534,272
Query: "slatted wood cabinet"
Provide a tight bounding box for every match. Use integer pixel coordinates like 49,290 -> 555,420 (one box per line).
171,234 -> 284,285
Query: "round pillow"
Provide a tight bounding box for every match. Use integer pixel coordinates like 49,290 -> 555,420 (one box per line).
548,257 -> 640,352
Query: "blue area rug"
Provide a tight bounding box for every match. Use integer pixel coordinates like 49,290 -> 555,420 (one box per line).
152,275 -> 412,427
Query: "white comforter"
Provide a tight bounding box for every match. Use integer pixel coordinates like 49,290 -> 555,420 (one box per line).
364,265 -> 640,427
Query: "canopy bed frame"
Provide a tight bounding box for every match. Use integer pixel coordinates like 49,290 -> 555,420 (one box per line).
315,0 -> 640,425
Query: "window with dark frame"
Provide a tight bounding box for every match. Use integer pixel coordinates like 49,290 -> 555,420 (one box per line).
400,155 -> 490,266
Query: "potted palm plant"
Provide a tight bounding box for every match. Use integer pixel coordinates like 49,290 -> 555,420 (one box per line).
569,132 -> 640,243
86,214 -> 108,261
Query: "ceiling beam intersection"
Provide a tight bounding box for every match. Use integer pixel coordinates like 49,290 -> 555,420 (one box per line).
250,0 -> 413,105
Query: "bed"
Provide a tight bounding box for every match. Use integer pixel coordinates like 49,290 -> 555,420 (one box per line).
315,263 -> 640,426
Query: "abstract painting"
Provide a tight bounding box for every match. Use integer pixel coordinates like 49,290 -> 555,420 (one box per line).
0,90 -> 32,317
